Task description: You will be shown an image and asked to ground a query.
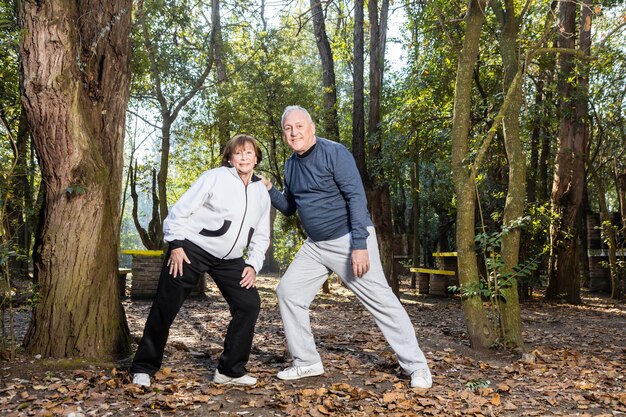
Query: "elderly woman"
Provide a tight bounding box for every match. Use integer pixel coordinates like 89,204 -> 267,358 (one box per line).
131,134 -> 270,387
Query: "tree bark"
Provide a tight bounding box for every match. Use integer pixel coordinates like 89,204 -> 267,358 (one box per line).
19,0 -> 132,358
310,0 -> 340,142
616,160 -> 626,235
489,0 -> 524,349
411,161 -> 421,288
352,0 -> 366,181
451,0 -> 495,349
546,0 -> 591,304
367,0 -> 397,293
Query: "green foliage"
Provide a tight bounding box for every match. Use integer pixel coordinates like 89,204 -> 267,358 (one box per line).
26,284 -> 41,309
131,0 -> 212,101
451,216 -> 544,301
271,215 -> 304,274
465,378 -> 491,391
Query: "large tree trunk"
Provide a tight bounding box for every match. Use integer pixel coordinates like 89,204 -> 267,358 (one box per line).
310,0 -> 340,142
367,0 -> 397,293
19,0 -> 132,358
546,0 -> 591,304
490,0 -> 524,349
451,0 -> 495,350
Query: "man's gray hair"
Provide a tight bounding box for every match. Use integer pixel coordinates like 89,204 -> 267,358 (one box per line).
281,105 -> 313,128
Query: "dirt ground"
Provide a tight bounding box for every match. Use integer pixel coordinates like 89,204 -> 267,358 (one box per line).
1,274 -> 625,416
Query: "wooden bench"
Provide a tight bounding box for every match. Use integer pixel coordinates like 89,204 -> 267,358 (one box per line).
409,267 -> 456,296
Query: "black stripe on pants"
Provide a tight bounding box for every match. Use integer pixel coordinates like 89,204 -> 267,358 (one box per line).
131,240 -> 261,377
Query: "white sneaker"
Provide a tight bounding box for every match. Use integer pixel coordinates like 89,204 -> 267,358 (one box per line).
410,368 -> 432,389
132,373 -> 151,387
277,362 -> 324,380
213,369 -> 257,386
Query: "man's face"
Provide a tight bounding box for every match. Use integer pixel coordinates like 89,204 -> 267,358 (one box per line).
282,110 -> 316,155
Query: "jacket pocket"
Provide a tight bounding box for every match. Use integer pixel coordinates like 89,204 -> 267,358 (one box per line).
200,220 -> 232,237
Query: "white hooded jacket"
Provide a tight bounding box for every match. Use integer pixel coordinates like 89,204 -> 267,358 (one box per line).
163,166 -> 270,272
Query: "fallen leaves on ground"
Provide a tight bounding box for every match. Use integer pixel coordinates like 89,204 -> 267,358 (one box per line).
1,274 -> 625,416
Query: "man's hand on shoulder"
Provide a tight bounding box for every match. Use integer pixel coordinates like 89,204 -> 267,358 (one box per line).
351,249 -> 370,278
258,175 -> 273,191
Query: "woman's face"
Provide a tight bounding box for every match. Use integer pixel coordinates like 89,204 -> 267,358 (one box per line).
230,142 -> 257,177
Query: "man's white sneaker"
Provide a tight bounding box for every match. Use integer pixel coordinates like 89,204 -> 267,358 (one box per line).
132,373 -> 151,387
410,369 -> 432,389
213,369 -> 257,386
277,362 -> 324,380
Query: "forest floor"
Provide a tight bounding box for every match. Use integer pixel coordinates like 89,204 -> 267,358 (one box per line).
1,273 -> 625,416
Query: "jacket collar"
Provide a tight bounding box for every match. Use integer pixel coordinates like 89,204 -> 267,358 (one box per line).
226,166 -> 260,183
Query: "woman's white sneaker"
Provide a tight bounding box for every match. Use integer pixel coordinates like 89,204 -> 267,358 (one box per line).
213,369 -> 257,386
132,373 -> 151,387
277,362 -> 324,380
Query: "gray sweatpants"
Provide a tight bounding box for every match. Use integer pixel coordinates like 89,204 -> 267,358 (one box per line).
276,226 -> 430,375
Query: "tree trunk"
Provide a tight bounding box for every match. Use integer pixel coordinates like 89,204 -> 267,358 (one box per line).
367,0 -> 396,293
19,0 -> 132,358
490,0 -> 524,349
527,80 -> 543,205
546,0 -> 591,304
616,161 -> 626,231
6,106 -> 32,281
213,0 -> 230,149
451,0 -> 495,349
352,0 -> 366,181
310,0 -> 340,142
411,161 -> 421,289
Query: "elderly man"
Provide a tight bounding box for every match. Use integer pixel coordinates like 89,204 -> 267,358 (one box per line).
262,105 -> 432,389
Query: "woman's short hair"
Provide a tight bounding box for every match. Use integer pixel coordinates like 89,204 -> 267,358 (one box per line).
221,134 -> 263,167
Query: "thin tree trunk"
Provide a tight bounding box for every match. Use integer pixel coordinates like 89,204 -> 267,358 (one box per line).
310,0 -> 340,142
20,0 -> 132,358
6,105 -> 31,281
451,0 -> 496,349
134,0 -> 215,249
616,160 -> 626,241
352,0 -> 366,180
489,0 -> 524,349
411,161 -> 421,289
527,80 -> 543,204
213,0 -> 230,149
